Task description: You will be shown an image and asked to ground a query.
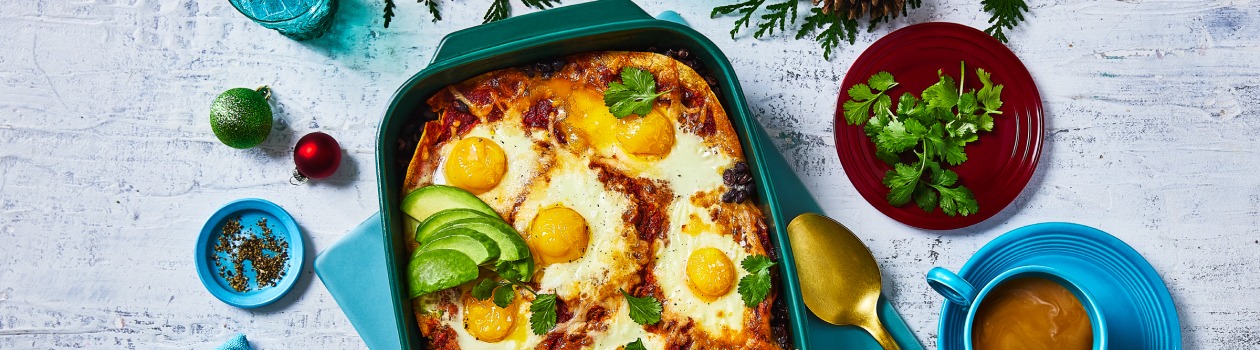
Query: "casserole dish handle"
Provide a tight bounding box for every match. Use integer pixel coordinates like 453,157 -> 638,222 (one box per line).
429,0 -> 654,66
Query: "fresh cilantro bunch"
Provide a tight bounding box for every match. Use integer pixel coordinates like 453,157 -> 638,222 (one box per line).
842,62 -> 1004,217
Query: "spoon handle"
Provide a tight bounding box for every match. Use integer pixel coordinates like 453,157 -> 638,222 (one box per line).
861,317 -> 903,350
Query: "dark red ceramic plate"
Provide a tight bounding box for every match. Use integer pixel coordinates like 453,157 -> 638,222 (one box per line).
836,22 -> 1043,230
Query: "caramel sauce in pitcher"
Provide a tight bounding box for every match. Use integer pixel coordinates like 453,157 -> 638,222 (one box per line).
972,277 -> 1093,350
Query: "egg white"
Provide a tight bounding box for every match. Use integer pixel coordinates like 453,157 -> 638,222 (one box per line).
589,300 -> 667,349
431,120 -> 546,214
655,199 -> 753,336
439,296 -> 542,350
515,151 -> 638,302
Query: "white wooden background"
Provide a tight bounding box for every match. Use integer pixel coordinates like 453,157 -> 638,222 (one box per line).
2,0 -> 1257,348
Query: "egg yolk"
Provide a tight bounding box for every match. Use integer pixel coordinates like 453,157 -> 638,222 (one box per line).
616,110 -> 675,157
463,292 -> 517,342
686,247 -> 735,300
528,206 -> 589,264
444,137 -> 506,194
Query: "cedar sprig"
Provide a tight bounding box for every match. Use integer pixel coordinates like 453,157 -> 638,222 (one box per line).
710,0 -> 769,39
797,7 -> 859,60
757,0 -> 799,37
383,0 -> 396,27
385,0 -> 561,27
423,0 -> 441,22
713,0 -> 1029,60
485,0 -> 557,23
981,0 -> 1030,43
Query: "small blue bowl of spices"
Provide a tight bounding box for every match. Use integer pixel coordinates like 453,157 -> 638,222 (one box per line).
196,198 -> 304,308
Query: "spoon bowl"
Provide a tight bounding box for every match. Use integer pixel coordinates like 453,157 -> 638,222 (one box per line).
787,213 -> 900,350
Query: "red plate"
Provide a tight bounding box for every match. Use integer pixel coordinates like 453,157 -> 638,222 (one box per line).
835,22 -> 1043,230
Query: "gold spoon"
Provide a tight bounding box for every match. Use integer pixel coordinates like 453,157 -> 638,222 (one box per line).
787,213 -> 901,350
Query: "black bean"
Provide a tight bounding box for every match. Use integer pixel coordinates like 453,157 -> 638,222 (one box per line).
721,189 -> 738,203
734,173 -> 753,186
535,62 -> 553,74
550,59 -> 565,72
453,99 -> 470,114
733,161 -> 749,173
733,189 -> 749,203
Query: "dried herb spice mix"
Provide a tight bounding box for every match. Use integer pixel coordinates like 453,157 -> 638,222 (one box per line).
213,216 -> 290,292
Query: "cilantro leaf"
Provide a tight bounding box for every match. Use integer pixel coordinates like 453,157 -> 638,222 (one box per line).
958,92 -> 978,115
941,138 -> 969,166
976,68 -> 1002,112
620,289 -> 662,325
895,92 -> 920,116
868,71 -> 898,91
625,339 -> 647,350
912,182 -> 938,212
495,260 -> 523,282
842,72 -> 896,125
930,168 -> 959,187
738,255 -> 775,307
875,120 -> 921,154
604,67 -> 666,118
922,73 -> 958,111
864,115 -> 888,139
873,94 -> 893,120
979,114 -> 995,132
847,84 -> 875,101
471,279 -> 497,300
529,293 -> 558,335
883,162 -> 921,206
933,184 -> 979,217
742,255 -> 775,273
492,284 -> 515,308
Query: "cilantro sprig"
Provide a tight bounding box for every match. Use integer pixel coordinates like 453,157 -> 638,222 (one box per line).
625,338 -> 647,350
737,255 -> 775,307
619,289 -> 662,325
470,267 -> 559,335
529,293 -> 558,335
843,62 -> 1003,217
604,67 -> 668,119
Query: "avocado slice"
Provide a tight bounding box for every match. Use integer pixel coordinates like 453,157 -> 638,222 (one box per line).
403,216 -> 421,242
436,218 -> 531,262
401,185 -> 497,223
418,228 -> 501,265
415,208 -> 496,244
407,249 -> 478,298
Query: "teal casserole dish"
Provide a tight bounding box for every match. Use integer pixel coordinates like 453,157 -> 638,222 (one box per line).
372,1 -> 917,348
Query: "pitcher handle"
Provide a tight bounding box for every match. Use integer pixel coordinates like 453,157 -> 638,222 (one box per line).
926,267 -> 977,308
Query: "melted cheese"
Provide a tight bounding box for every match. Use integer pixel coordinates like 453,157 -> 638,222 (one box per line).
441,294 -> 542,350
656,200 -> 752,336
432,121 -> 543,212
589,301 -> 666,349
516,151 -> 637,301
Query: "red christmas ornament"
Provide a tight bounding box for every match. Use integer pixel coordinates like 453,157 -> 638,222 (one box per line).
292,132 -> 341,183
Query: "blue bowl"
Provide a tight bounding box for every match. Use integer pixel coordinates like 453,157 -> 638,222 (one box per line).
196,198 -> 304,308
927,222 -> 1180,349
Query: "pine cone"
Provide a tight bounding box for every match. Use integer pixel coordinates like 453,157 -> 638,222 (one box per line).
815,0 -> 905,20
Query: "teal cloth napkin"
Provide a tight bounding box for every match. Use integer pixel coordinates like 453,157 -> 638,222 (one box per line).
216,333 -> 253,350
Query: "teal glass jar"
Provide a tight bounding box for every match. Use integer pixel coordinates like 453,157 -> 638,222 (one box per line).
229,0 -> 338,40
